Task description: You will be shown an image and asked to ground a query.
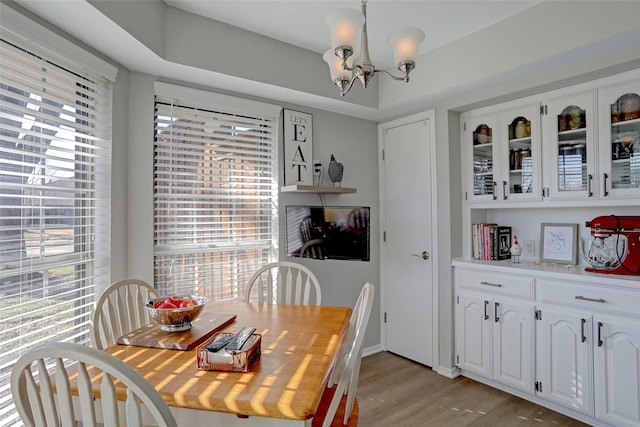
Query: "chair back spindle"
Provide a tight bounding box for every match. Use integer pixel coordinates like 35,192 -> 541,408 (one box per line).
11,342 -> 177,427
91,279 -> 158,350
244,262 -> 321,305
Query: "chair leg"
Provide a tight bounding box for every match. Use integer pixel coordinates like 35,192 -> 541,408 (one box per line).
323,371 -> 350,427
344,352 -> 362,422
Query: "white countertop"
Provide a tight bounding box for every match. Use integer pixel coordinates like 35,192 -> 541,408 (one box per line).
453,257 -> 640,289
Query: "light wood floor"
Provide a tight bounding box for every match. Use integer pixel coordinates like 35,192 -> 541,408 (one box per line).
357,352 -> 590,427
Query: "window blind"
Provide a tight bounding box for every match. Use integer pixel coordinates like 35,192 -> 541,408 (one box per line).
0,21 -> 113,426
153,86 -> 280,301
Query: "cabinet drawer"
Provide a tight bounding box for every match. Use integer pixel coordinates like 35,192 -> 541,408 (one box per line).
457,269 -> 535,299
537,279 -> 640,318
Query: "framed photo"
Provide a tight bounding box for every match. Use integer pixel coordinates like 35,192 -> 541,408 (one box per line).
540,223 -> 578,264
283,109 -> 313,185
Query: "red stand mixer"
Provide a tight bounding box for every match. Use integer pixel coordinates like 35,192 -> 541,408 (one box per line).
582,215 -> 640,275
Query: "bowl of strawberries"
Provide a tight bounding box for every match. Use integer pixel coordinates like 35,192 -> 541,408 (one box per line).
145,294 -> 208,332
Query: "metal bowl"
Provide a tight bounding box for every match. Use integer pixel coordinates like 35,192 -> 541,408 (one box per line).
145,295 -> 208,332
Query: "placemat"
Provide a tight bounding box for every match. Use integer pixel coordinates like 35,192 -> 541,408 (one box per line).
117,312 -> 236,350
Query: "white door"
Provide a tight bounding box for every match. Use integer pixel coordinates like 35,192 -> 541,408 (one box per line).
380,114 -> 434,367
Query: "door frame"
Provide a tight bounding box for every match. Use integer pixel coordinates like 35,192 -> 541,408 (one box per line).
378,110 -> 439,369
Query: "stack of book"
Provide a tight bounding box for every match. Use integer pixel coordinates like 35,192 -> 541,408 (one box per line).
472,224 -> 512,261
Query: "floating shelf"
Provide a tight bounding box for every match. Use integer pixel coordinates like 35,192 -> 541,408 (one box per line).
280,185 -> 357,194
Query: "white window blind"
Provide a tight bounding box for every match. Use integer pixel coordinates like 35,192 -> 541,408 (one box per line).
153,84 -> 280,301
0,16 -> 113,426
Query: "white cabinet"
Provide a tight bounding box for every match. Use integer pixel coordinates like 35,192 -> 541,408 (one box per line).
462,73 -> 640,206
542,90 -> 597,201
536,301 -> 640,426
462,102 -> 541,203
535,276 -> 640,426
499,103 -> 542,202
594,315 -> 640,427
454,262 -> 640,427
463,112 -> 501,202
598,78 -> 640,199
456,293 -> 493,377
536,306 -> 594,416
455,269 -> 535,394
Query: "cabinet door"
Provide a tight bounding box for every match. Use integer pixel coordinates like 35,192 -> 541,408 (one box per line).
594,315 -> 640,427
536,307 -> 594,415
545,91 -> 597,201
598,78 -> 640,200
456,293 -> 493,378
462,113 -> 501,202
493,299 -> 535,393
499,103 -> 542,202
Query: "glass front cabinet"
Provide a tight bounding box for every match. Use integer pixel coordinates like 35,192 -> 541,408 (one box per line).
464,113 -> 500,202
598,79 -> 640,199
499,103 -> 541,202
544,90 -> 596,201
462,103 -> 541,203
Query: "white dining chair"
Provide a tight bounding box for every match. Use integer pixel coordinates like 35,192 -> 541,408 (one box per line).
11,341 -> 178,427
244,261 -> 321,305
320,282 -> 375,427
90,279 -> 159,349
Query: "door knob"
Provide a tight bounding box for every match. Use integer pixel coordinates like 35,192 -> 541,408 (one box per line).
412,251 -> 430,260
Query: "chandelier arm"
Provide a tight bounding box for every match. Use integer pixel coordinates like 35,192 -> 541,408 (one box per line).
374,68 -> 410,82
340,70 -> 362,96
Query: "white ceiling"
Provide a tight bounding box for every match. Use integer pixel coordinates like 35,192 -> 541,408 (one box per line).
164,0 -> 541,71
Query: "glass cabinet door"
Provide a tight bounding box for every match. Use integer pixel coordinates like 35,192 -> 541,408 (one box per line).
499,104 -> 541,201
473,124 -> 495,198
599,79 -> 640,198
464,114 -> 500,202
545,91 -> 596,201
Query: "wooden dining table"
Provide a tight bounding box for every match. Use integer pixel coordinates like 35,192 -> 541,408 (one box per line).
100,301 -> 351,426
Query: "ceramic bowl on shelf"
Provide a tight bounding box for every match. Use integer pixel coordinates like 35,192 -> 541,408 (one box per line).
145,295 -> 208,332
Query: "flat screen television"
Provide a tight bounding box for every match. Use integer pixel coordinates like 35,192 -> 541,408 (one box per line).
285,205 -> 370,261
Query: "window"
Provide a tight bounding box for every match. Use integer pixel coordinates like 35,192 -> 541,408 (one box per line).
0,7 -> 116,426
153,83 -> 280,301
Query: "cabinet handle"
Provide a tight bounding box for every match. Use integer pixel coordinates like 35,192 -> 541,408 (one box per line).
492,181 -> 497,200
587,174 -> 593,197
494,302 -> 500,323
502,181 -> 508,200
481,281 -> 503,287
484,300 -> 489,320
575,295 -> 606,303
597,322 -> 604,347
603,173 -> 609,197
581,318 -> 586,343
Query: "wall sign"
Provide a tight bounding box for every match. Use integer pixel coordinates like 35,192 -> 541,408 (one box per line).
283,109 -> 313,185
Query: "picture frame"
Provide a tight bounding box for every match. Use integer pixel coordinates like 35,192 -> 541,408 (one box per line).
540,223 -> 578,264
283,109 -> 313,185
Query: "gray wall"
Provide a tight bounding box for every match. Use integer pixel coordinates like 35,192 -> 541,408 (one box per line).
122,73 -> 381,350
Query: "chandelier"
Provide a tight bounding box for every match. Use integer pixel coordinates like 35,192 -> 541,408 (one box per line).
323,0 -> 425,96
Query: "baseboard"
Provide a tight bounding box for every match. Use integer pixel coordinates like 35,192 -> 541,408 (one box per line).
435,365 -> 461,379
362,344 -> 383,357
